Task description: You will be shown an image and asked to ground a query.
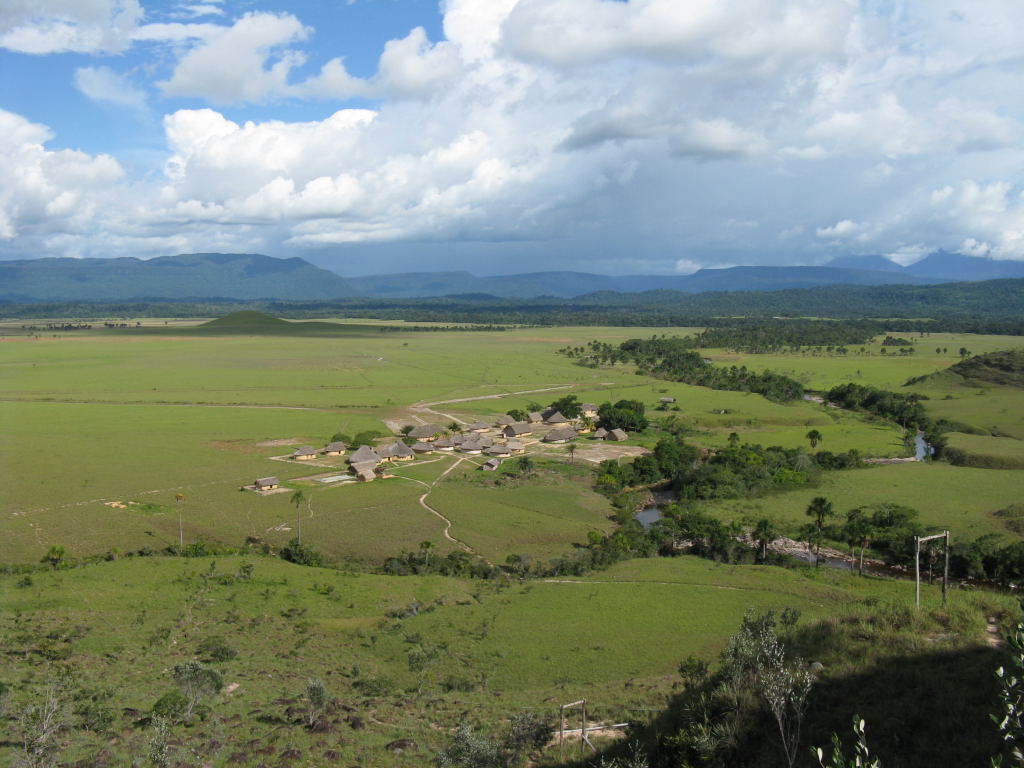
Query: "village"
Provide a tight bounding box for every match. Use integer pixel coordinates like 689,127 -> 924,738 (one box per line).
248,399 -> 659,494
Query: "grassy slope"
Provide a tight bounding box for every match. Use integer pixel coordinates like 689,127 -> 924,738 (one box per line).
702,462 -> 1024,541
2,554 -> 984,768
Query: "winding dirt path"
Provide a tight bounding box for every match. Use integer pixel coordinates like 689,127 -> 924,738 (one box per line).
407,384 -> 578,426
390,456 -> 477,555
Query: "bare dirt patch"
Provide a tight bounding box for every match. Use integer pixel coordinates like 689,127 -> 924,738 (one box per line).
564,444 -> 650,463
254,438 -> 305,447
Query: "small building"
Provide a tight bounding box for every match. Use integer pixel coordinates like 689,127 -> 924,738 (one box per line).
544,411 -> 569,425
478,435 -> 494,448
527,411 -> 544,423
255,477 -> 279,490
292,446 -> 317,460
322,441 -> 347,456
379,441 -> 414,462
496,414 -> 516,427
408,424 -> 443,441
350,461 -> 377,482
503,422 -> 533,438
450,433 -> 466,446
506,439 -> 526,454
581,403 -> 598,418
659,396 -> 676,404
468,420 -> 490,433
460,439 -> 484,454
348,445 -> 382,466
411,441 -> 433,454
486,444 -> 511,457
593,427 -> 608,440
482,458 -> 501,471
433,438 -> 455,451
544,427 -> 577,443
606,428 -> 629,442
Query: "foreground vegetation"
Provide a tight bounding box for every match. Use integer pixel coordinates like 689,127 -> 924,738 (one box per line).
2,553 -> 1015,767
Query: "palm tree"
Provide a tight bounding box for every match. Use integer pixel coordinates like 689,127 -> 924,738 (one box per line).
752,519 -> 777,564
290,490 -> 306,546
805,496 -> 834,567
805,429 -> 823,450
843,509 -> 875,576
42,545 -> 66,569
419,540 -> 433,567
567,444 -> 577,465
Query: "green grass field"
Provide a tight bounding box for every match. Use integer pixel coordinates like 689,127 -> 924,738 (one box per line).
702,462 -> 1024,541
2,553 -> 998,767
706,332 -> 1024,391
0,323 -> 934,566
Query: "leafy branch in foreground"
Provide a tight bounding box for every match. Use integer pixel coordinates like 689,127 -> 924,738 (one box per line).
813,716 -> 881,768
993,623 -> 1024,766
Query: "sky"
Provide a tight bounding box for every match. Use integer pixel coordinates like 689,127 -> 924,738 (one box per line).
1,0 -> 1024,277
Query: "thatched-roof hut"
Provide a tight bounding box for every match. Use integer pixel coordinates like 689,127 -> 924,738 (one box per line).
544,427 -> 577,443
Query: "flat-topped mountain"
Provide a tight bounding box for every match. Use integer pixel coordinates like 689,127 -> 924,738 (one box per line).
0,252 -> 357,301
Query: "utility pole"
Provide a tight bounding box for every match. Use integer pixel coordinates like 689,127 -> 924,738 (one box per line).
915,531 -> 950,608
174,493 -> 185,550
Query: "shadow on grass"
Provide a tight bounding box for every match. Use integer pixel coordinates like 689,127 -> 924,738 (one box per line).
557,642 -> 1005,768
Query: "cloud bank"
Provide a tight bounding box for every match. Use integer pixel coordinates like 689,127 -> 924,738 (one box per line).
2,0 -> 1024,273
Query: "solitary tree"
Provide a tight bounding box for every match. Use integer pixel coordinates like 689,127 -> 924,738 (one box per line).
567,444 -> 577,465
17,681 -> 67,768
172,662 -> 222,720
728,432 -> 740,448
41,545 -> 66,570
805,497 -> 835,567
401,425 -> 414,436
806,429 -> 823,450
419,540 -> 434,566
753,519 -> 778,564
290,490 -> 306,546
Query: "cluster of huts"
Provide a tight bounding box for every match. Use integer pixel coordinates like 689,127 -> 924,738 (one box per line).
261,400 -> 638,487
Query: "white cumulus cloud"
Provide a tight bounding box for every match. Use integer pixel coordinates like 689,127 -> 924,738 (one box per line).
0,0 -> 142,54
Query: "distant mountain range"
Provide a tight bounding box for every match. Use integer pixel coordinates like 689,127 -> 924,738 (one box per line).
0,253 -> 357,301
2,250 -> 1023,302
347,252 -> 1024,298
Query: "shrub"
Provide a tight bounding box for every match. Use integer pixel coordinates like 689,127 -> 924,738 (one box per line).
197,636 -> 238,662
152,691 -> 188,721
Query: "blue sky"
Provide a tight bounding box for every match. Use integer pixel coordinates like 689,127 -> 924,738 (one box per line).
1,0 -> 1024,276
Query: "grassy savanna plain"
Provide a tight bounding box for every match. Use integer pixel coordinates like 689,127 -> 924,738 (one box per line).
1,315 -> 1023,766
0,318 -> 935,566
1,553 -> 1012,767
